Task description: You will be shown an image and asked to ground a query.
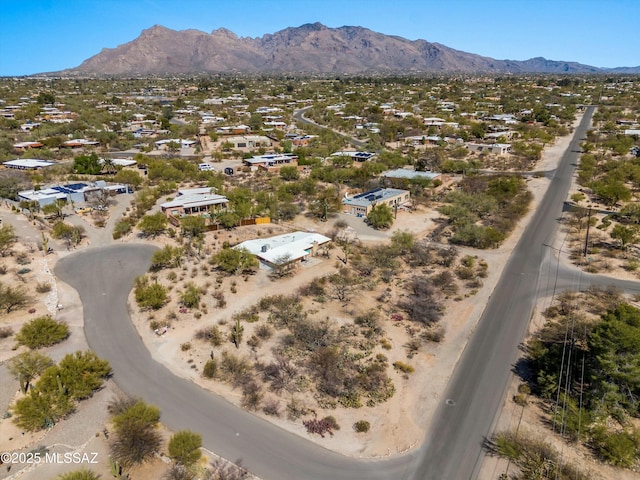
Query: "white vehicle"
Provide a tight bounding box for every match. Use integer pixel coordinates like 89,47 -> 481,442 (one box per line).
198,163 -> 215,171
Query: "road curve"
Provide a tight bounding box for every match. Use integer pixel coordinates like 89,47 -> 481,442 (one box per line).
55,244 -> 416,480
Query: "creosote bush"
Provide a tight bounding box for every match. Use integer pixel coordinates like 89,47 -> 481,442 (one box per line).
353,420 -> 371,433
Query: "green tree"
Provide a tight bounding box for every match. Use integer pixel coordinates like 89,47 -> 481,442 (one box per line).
591,179 -> 632,207
180,215 -> 206,240
42,199 -> 66,220
13,387 -> 74,431
37,351 -> 111,400
15,316 -> 69,348
309,187 -> 341,221
367,204 -> 394,230
211,247 -> 258,275
138,212 -> 168,237
73,153 -> 102,175
390,230 -> 415,254
113,169 -> 143,189
134,276 -> 168,310
51,221 -> 84,248
0,224 -> 17,256
611,224 -> 639,249
150,245 -> 183,271
279,166 -> 299,181
168,430 -> 202,467
8,350 -> 54,393
0,282 -> 30,313
110,400 -> 162,469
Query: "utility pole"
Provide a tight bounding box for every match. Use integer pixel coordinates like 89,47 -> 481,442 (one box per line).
583,207 -> 592,257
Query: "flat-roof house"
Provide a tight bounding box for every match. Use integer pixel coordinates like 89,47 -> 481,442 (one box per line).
382,169 -> 442,181
225,135 -> 272,149
160,192 -> 228,217
466,143 -> 512,155
13,142 -> 44,151
4,158 -> 54,170
234,231 -> 331,267
154,138 -> 197,149
61,139 -> 100,148
331,151 -> 376,162
342,188 -> 411,216
242,153 -> 298,172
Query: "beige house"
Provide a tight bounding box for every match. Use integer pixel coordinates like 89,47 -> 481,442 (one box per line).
342,188 -> 410,216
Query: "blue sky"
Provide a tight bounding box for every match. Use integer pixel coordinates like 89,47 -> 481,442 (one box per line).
1,0 -> 638,76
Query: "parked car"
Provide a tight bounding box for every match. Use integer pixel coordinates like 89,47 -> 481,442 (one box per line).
74,206 -> 93,215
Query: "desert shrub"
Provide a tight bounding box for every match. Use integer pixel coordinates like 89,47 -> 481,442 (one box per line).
422,326 -> 445,343
0,325 -> 14,339
168,430 -> 202,467
15,316 -> 69,348
489,430 -> 590,480
262,398 -> 280,417
163,464 -> 195,480
591,427 -> 639,467
219,351 -> 252,388
35,281 -> 52,293
241,380 -> 263,410
107,395 -> 137,416
180,342 -> 191,351
255,324 -> 273,339
303,416 -> 340,437
180,282 -> 201,309
195,325 -> 223,346
56,469 -> 101,480
202,359 -> 218,379
112,219 -> 134,240
286,397 -> 309,421
393,361 -> 415,374
398,276 -> 444,326
353,420 -> 371,433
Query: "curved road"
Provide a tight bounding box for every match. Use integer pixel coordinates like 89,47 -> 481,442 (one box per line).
56,106 -> 639,480
293,106 -> 369,148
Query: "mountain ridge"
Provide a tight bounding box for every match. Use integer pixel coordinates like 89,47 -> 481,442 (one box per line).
64,23 -> 640,75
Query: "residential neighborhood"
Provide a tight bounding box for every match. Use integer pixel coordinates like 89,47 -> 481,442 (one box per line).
0,64 -> 639,480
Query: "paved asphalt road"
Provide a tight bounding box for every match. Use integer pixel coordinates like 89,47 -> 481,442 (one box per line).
411,106 -> 605,480
55,245 -> 417,480
55,106 -> 640,480
293,106 -> 369,148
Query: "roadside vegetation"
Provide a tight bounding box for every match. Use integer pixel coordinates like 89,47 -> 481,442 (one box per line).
498,288 -> 640,474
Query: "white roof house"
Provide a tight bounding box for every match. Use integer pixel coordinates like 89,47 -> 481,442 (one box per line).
234,232 -> 331,266
4,159 -> 55,169
160,193 -> 228,216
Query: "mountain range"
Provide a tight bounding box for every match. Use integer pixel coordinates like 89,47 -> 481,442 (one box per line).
66,23 -> 640,75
